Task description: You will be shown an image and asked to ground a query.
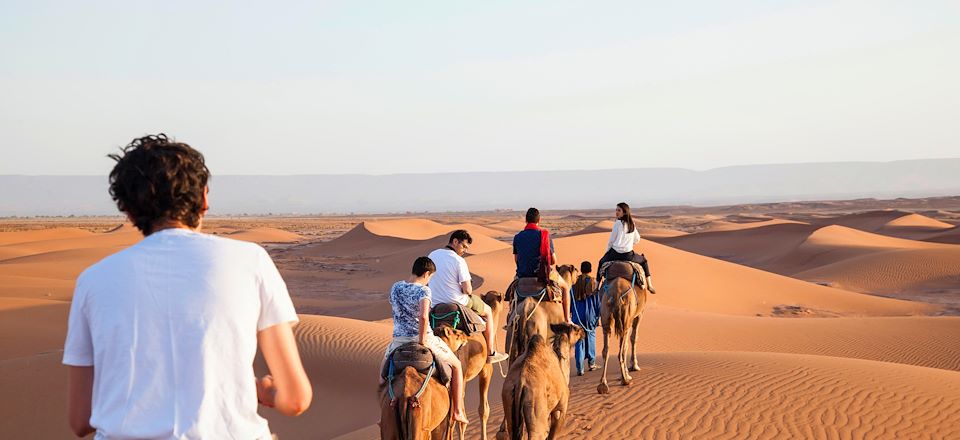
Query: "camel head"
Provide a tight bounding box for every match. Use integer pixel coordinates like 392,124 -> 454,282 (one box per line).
482,290 -> 505,319
549,323 -> 584,384
548,323 -> 584,360
556,264 -> 579,286
434,324 -> 469,351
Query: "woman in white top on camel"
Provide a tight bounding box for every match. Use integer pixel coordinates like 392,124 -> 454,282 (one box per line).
597,202 -> 656,293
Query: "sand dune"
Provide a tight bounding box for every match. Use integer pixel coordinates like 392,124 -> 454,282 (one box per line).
0,227 -> 94,246
812,210 -> 911,232
225,227 -> 303,243
472,232 -> 933,317
484,220 -> 528,233
656,222 -> 960,298
700,218 -> 805,232
363,219 -> 506,241
319,221 -> 508,257
260,315 -> 392,439
0,298 -> 69,361
796,248 -> 960,295
883,213 -> 955,230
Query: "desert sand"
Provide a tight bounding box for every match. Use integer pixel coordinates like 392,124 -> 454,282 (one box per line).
2,203 -> 960,439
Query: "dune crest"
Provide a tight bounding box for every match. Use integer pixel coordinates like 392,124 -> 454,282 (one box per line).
883,213 -> 955,230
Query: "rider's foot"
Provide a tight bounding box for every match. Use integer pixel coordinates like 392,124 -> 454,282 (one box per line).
647,286 -> 657,294
487,351 -> 509,364
577,370 -> 584,376
454,410 -> 470,424
589,363 -> 599,371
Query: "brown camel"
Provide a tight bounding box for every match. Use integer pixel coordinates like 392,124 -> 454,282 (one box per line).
433,291 -> 506,440
505,265 -> 578,362
380,331 -> 468,440
498,323 -> 583,440
596,262 -> 648,394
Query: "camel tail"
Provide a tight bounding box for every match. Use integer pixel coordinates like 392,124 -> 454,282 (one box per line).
511,384 -> 525,440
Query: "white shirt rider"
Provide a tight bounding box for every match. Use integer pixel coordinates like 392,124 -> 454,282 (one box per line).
607,219 -> 641,253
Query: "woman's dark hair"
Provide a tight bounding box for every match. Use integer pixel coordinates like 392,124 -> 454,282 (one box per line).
412,256 -> 436,276
525,207 -> 540,224
617,202 -> 635,234
580,261 -> 592,274
448,229 -> 473,244
108,134 -> 210,235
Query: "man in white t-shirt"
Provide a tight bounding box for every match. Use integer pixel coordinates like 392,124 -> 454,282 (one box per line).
63,134 -> 312,439
428,230 -> 509,364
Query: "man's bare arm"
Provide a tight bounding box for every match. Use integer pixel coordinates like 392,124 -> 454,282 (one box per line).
460,280 -> 473,296
67,366 -> 95,437
258,322 -> 313,416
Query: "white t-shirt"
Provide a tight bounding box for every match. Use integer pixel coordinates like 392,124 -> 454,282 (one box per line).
427,248 -> 472,306
62,228 -> 298,440
607,219 -> 642,253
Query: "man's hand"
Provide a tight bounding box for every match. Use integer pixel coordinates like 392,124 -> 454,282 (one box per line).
256,374 -> 277,408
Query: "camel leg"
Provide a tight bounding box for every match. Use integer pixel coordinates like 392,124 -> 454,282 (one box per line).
546,395 -> 569,440
618,325 -> 632,386
525,403 -> 549,440
629,315 -> 641,372
497,385 -> 512,440
478,364 -> 493,440
597,320 -> 611,394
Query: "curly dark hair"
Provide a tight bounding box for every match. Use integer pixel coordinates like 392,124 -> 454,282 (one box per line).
108,134 -> 210,235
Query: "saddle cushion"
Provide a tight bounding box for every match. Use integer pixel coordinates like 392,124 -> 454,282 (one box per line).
430,302 -> 486,335
382,342 -> 453,386
506,277 -> 562,302
600,261 -> 646,288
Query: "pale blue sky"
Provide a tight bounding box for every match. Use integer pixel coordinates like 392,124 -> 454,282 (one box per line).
1,0 -> 957,175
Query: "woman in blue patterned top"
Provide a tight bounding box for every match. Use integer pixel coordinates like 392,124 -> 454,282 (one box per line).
379,256 -> 469,424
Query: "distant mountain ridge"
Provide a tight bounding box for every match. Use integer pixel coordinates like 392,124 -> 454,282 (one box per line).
2,159 -> 959,216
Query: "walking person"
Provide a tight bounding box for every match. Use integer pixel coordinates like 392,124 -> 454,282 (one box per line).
63,134 -> 312,439
571,261 -> 601,375
598,202 -> 656,293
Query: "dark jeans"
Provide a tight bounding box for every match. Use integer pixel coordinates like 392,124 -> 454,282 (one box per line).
599,249 -> 651,277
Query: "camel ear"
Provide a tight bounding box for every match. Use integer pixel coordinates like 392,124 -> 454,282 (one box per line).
485,290 -> 503,304
436,325 -> 452,339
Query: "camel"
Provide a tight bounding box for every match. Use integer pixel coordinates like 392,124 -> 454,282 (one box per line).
505,265 -> 578,362
433,291 -> 506,440
596,261 -> 648,394
498,323 -> 583,440
380,330 -> 468,440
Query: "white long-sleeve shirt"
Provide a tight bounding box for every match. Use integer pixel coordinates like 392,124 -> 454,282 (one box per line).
607,219 -> 641,253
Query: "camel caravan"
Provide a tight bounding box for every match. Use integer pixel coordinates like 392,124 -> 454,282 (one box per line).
379,205 -> 655,439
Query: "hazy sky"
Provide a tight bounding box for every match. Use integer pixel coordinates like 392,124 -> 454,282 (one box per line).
1,0 -> 958,175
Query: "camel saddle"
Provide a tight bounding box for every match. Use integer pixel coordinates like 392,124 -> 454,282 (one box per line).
505,277 -> 562,302
599,261 -> 646,289
382,342 -> 452,386
430,302 -> 486,335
